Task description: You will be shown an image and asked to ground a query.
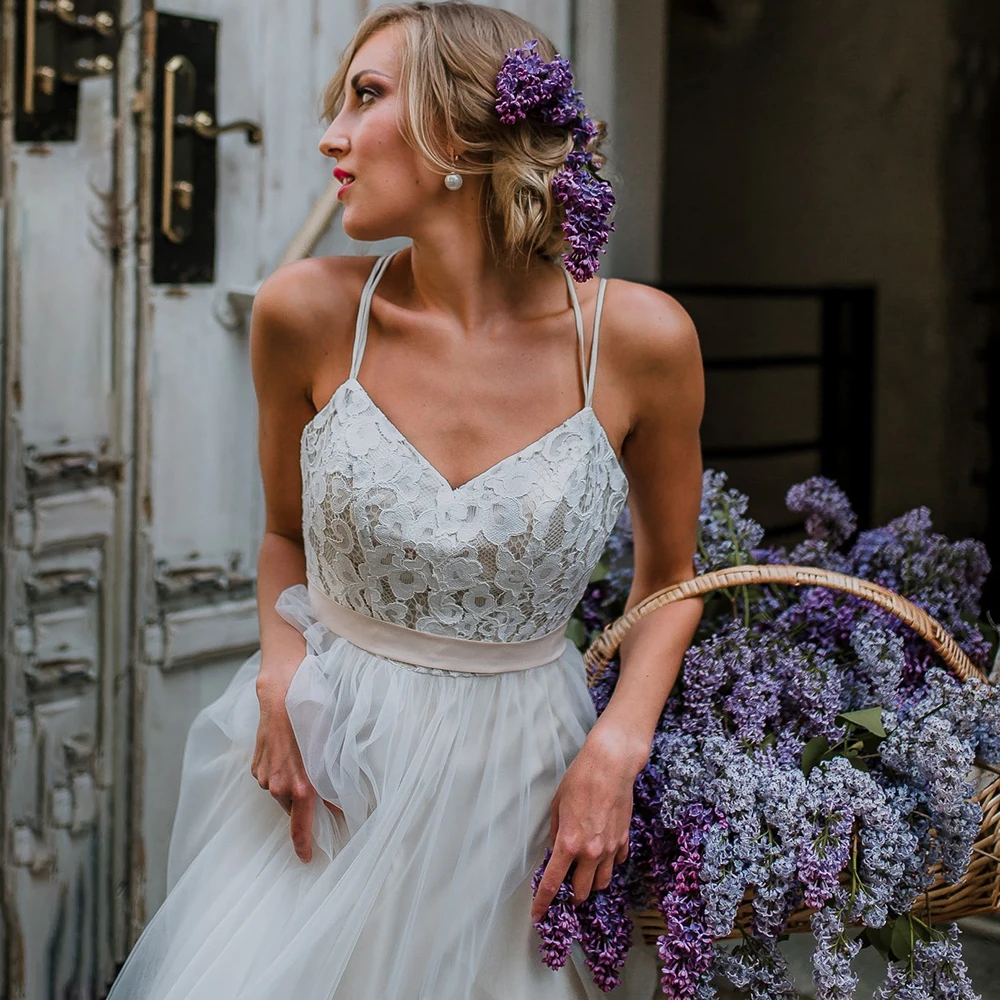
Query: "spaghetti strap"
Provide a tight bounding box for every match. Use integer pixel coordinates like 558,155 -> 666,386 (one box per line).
561,267 -> 588,405
349,252 -> 399,380
586,278 -> 608,408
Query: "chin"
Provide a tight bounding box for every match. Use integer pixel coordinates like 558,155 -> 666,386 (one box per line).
341,208 -> 407,245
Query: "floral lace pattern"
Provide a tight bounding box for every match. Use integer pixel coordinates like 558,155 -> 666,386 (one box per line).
301,378 -> 628,642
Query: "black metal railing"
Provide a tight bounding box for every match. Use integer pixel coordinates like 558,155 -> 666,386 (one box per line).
971,289 -> 999,620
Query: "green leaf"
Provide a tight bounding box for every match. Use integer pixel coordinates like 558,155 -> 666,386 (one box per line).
847,754 -> 870,772
588,560 -> 609,583
912,919 -> 933,944
890,914 -> 913,962
837,707 -> 887,738
801,736 -> 830,776
860,731 -> 886,754
868,924 -> 892,960
564,618 -> 588,649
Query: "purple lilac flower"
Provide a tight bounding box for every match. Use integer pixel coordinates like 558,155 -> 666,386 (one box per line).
695,470 -> 765,575
873,923 -> 981,1000
574,865 -> 635,991
655,804 -> 723,999
530,849 -> 581,969
714,935 -> 800,999
850,613 -> 906,710
848,507 -> 993,674
810,887 -> 863,1000
786,476 -> 858,549
551,149 -> 616,281
495,39 -> 615,280
495,40 -> 584,127
559,469 -> 997,997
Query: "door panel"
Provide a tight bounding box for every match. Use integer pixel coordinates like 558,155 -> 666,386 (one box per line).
1,0 -> 136,993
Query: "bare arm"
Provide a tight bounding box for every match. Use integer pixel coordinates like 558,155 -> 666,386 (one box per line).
592,284 -> 705,765
250,266 -> 320,692
247,257 -> 354,861
531,281 -> 705,921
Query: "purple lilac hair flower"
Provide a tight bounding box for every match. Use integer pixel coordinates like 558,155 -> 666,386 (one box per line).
495,39 -> 615,280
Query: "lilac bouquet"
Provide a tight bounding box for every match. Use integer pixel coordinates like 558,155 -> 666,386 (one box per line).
495,39 -> 616,281
544,471 -> 1000,998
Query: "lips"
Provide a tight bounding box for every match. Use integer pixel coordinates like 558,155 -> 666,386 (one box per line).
334,168 -> 355,197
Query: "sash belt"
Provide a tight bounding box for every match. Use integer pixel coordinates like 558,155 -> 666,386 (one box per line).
307,580 -> 570,674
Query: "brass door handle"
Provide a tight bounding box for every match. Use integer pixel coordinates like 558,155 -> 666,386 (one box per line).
176,111 -> 262,145
22,0 -> 117,115
161,54 -> 263,245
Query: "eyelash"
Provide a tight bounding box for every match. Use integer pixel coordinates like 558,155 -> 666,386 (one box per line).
354,85 -> 378,106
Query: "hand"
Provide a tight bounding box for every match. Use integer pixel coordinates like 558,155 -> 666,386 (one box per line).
530,723 -> 648,922
251,671 -> 342,862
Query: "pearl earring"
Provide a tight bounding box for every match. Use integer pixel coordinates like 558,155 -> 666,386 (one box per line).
444,155 -> 463,191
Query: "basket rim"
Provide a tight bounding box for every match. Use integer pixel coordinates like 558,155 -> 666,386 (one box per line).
583,563 -> 990,686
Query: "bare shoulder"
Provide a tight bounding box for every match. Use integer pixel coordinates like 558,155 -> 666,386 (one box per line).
249,255 -> 377,406
601,278 -> 701,384
599,278 -> 704,431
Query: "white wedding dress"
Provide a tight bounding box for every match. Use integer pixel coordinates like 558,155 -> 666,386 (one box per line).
107,250 -> 661,999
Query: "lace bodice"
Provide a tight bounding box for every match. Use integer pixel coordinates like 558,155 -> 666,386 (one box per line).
300,251 -> 629,642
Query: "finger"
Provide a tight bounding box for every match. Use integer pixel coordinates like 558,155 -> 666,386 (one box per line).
593,855 -> 616,892
530,848 -> 574,923
290,788 -> 316,862
615,838 -> 629,865
570,854 -> 599,904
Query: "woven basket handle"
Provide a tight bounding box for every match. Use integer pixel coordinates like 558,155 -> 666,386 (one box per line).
582,564 -> 988,686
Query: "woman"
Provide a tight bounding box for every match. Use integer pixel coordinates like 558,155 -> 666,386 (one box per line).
108,2 -> 705,997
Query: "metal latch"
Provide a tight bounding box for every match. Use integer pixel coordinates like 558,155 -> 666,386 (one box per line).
16,0 -> 119,142
153,12 -> 263,284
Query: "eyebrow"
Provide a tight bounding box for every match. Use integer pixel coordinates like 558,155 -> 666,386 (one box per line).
349,69 -> 392,90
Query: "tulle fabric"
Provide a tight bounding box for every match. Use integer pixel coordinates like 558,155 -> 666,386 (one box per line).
106,584 -> 660,999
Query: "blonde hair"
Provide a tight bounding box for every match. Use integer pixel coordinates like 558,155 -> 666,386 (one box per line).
321,1 -> 611,271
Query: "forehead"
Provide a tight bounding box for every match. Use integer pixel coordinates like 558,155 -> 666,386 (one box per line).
347,24 -> 403,80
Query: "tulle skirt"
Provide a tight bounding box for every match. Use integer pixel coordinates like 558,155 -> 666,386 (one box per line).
106,584 -> 661,999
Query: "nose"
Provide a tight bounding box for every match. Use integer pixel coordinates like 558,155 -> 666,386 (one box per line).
319,121 -> 349,160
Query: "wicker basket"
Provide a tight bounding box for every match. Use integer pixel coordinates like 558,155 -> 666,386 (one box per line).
582,564 -> 1000,944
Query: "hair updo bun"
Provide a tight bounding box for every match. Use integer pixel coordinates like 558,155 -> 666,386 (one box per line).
322,0 -> 612,272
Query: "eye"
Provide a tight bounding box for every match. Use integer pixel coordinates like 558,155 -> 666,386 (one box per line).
355,85 -> 378,106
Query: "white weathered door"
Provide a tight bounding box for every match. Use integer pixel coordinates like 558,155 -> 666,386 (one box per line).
1,1 -> 599,996
2,0 -> 141,995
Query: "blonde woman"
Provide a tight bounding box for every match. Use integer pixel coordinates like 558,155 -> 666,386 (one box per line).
107,2 -> 704,997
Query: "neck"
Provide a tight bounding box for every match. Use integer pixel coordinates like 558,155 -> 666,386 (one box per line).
398,225 -> 568,336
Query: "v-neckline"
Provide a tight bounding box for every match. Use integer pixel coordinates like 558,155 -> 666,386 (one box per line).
348,378 -> 595,493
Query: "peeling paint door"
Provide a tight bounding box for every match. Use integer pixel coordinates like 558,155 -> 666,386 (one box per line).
2,0 -> 142,994
1,0 -> 589,996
